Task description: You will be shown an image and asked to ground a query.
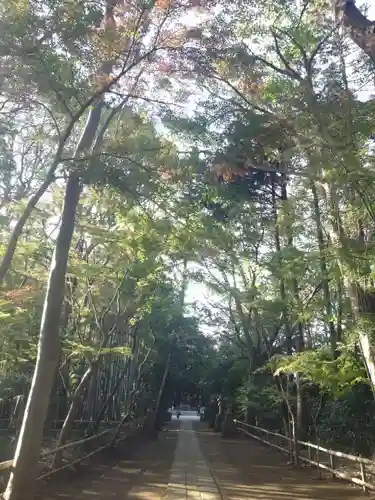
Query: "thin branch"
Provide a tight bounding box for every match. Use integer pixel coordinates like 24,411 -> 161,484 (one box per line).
271,30 -> 304,81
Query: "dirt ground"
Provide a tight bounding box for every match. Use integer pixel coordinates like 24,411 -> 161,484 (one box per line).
195,422 -> 367,500
35,422 -> 180,500
29,420 -> 371,500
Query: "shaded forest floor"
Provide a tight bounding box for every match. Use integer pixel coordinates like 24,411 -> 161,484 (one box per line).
196,422 -> 366,500
35,422 -> 179,500
28,420 -> 368,499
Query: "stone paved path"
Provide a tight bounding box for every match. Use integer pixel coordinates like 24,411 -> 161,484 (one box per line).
166,419 -> 221,499
35,418 -> 367,500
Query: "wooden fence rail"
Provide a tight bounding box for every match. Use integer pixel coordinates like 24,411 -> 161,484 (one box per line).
0,419 -> 143,480
233,419 -> 375,492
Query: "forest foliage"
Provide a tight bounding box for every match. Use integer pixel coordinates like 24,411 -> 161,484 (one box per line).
1,0 -> 375,498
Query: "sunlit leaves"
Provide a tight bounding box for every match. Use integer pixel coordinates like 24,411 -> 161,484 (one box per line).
63,341 -> 132,360
272,347 -> 367,396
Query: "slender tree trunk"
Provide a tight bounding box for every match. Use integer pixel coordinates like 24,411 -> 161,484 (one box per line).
52,362 -> 98,468
275,375 -> 295,462
142,348 -> 172,436
286,375 -> 299,465
55,318 -> 116,463
245,365 -> 255,425
272,178 -> 292,354
0,84 -> 108,286
311,182 -> 337,355
281,179 -> 303,464
3,103 -> 104,500
123,328 -> 139,413
0,174 -> 55,285
85,366 -> 100,421
293,321 -> 303,463
92,374 -> 125,433
336,278 -> 343,343
3,174 -> 82,500
110,389 -> 136,445
270,180 -> 295,454
154,350 -> 171,427
111,344 -> 152,444
324,183 -> 375,391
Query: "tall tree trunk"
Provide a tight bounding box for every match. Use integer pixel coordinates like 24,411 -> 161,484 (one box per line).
92,373 -> 125,433
336,277 -> 344,343
3,174 -> 82,500
293,318 -> 303,466
324,183 -> 375,391
311,182 -> 337,355
334,0 -> 375,62
270,178 -> 299,461
142,347 -> 172,435
3,103 -> 104,500
281,179 -> 303,464
271,178 -> 292,354
111,344 -> 152,444
154,350 -> 171,428
54,317 -> 116,466
123,328 -> 139,414
52,362 -> 99,468
85,365 -> 100,421
245,363 -> 255,425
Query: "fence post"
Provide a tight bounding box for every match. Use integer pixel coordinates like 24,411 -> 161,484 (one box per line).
289,437 -> 293,463
360,463 -> 367,492
329,454 -> 335,478
308,445 -> 312,466
316,444 -> 322,479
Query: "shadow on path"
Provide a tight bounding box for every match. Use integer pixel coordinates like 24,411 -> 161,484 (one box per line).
34,419 -> 368,500
36,422 -> 180,500
195,422 -> 366,500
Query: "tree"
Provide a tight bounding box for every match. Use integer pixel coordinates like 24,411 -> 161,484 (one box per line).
1,0 -> 208,495
334,0 -> 375,62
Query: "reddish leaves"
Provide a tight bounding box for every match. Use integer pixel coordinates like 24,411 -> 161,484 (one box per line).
156,0 -> 170,8
212,163 -> 249,182
2,285 -> 37,308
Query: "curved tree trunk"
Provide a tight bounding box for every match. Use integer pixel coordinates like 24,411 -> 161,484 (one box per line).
0,89 -> 107,286
0,173 -> 56,285
3,102 -> 104,500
